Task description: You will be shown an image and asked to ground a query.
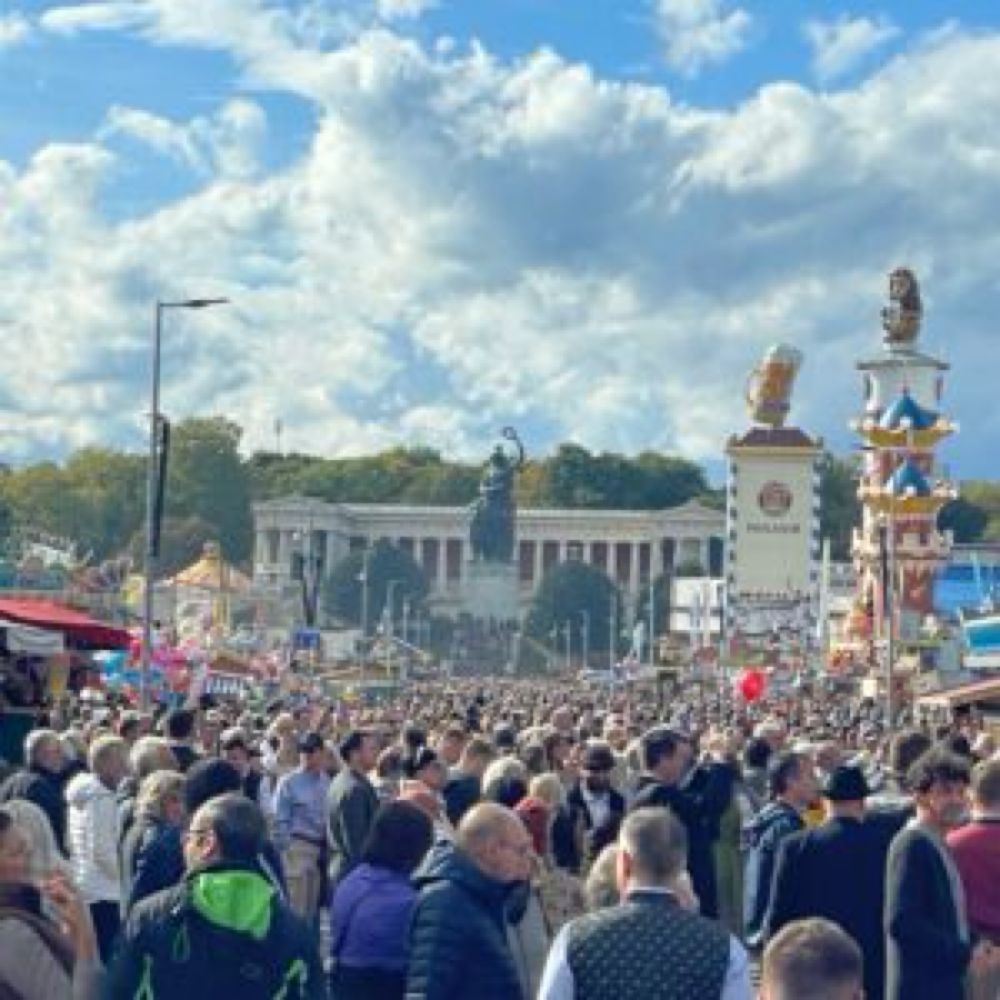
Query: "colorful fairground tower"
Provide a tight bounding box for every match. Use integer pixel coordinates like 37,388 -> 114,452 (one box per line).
845,268 -> 959,689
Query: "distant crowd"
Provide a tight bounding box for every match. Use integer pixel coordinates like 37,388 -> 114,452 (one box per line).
0,677 -> 998,999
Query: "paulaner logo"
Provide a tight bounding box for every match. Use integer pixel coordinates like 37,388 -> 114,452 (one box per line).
758,481 -> 792,517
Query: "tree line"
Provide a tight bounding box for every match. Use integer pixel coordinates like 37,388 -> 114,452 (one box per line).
0,416 -> 996,578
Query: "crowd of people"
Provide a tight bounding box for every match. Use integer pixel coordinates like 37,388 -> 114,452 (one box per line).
0,675 -> 997,998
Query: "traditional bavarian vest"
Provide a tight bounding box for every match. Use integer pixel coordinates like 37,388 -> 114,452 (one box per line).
566,890 -> 730,1000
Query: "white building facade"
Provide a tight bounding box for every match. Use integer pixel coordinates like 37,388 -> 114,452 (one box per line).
252,497 -> 725,614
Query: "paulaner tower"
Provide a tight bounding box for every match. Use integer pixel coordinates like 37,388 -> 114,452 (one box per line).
848,269 -> 957,681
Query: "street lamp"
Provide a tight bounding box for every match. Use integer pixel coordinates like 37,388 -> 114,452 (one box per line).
579,609 -> 590,669
141,297 -> 228,709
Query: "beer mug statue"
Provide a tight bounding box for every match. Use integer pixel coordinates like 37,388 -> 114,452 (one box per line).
745,343 -> 803,428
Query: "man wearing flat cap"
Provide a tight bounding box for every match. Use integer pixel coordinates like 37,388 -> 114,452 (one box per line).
765,764 -> 894,1000
562,741 -> 626,872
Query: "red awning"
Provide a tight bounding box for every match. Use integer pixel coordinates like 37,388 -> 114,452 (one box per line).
0,599 -> 130,649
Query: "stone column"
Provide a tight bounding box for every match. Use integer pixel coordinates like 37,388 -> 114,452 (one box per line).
651,537 -> 664,579
277,530 -> 292,580
533,540 -> 544,587
699,537 -> 710,573
583,541 -> 593,565
437,537 -> 447,591
629,542 -> 641,600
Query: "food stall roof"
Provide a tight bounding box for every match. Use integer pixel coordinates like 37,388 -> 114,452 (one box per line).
0,598 -> 129,649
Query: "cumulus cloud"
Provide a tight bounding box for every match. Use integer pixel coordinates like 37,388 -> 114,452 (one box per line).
655,0 -> 752,77
2,20 -> 1000,478
804,14 -> 900,83
0,11 -> 31,46
375,0 -> 437,22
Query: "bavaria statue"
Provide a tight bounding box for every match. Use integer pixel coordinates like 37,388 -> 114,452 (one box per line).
468,427 -> 525,564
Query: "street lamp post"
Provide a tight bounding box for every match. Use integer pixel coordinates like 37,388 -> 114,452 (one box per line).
609,593 -> 617,671
141,297 -> 227,709
579,610 -> 590,670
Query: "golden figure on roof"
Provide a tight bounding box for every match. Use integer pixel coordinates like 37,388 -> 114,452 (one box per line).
745,343 -> 803,428
880,267 -> 922,345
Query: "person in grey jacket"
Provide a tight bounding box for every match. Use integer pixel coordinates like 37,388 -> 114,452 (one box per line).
327,729 -> 379,886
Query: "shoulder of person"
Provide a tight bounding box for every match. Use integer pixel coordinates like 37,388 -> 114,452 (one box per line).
124,882 -> 186,940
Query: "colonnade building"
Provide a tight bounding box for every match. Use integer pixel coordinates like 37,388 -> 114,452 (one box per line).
252,496 -> 725,613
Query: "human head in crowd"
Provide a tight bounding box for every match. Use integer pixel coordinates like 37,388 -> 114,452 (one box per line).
458,736 -> 494,778
493,723 -> 517,756
297,731 -> 327,772
129,736 -> 178,782
376,745 -> 405,784
164,708 -> 196,743
769,751 -> 819,809
744,736 -> 773,773
513,796 -> 550,858
456,803 -> 534,885
183,793 -> 266,871
615,808 -> 687,899
117,711 -> 144,746
0,807 -> 30,884
640,727 -> 692,786
339,729 -> 378,774
361,801 -> 434,876
603,716 -> 628,753
754,719 -> 787,752
136,770 -> 186,826
760,918 -> 864,1000
942,732 -> 973,761
220,728 -> 252,775
821,765 -> 871,819
528,772 -> 566,812
972,732 -> 996,762
435,724 -> 466,768
60,729 -> 87,767
581,741 -> 616,794
908,747 -> 971,830
404,746 -> 447,793
969,757 -> 1000,817
25,728 -> 64,776
520,742 -> 547,776
886,729 -> 932,787
0,799 -> 73,884
89,735 -> 129,792
585,844 -> 621,911
482,757 -> 528,806
183,759 -> 242,817
401,723 -> 427,754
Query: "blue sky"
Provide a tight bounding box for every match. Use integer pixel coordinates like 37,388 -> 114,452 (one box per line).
1,0 -> 999,483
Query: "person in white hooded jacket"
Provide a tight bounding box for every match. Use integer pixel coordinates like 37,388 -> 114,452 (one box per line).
65,735 -> 129,964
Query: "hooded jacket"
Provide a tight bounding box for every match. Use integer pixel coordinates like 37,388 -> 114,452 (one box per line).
405,842 -> 523,1000
65,770 -> 121,904
743,800 -> 803,947
105,861 -> 324,1000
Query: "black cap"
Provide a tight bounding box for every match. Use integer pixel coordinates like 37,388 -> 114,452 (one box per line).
822,764 -> 871,802
298,731 -> 325,754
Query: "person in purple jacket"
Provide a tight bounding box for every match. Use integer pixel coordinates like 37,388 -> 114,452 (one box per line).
329,800 -> 434,1000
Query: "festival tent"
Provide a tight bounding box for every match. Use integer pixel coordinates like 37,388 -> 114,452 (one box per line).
0,598 -> 129,649
168,542 -> 251,592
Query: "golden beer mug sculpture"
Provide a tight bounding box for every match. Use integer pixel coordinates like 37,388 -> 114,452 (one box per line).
745,344 -> 803,428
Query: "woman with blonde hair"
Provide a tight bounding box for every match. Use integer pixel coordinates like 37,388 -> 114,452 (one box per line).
2,799 -> 74,886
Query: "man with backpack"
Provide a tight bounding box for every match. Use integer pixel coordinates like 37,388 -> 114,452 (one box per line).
106,793 -> 324,999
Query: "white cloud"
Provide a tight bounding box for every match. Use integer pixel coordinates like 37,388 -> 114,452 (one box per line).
376,0 -> 437,22
3,23 -> 1000,478
40,2 -> 151,36
0,11 -> 31,47
804,14 -> 900,83
655,0 -> 752,77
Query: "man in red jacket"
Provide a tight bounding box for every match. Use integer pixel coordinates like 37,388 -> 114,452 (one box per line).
948,757 -> 1000,940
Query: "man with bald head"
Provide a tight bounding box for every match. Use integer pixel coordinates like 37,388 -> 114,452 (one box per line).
407,802 -> 531,999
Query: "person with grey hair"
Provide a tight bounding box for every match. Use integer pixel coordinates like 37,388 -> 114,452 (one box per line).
116,736 -> 178,848
760,918 -> 863,1000
0,728 -> 67,854
106,794 -> 324,999
66,735 -> 129,962
539,807 -> 751,1000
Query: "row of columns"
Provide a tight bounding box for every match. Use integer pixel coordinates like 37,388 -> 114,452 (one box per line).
258,527 -> 712,597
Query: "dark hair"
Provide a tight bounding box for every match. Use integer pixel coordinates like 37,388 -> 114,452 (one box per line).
164,709 -> 195,740
488,776 -> 528,809
942,733 -> 973,760
887,729 -> 932,783
197,793 -> 265,864
768,751 -> 806,797
762,918 -> 863,1000
744,737 -> 772,771
377,745 -> 404,781
361,801 -> 433,875
0,807 -> 12,837
907,747 -> 971,795
640,727 -> 686,773
338,729 -> 371,763
184,759 -> 242,815
404,746 -> 439,779
401,723 -> 426,753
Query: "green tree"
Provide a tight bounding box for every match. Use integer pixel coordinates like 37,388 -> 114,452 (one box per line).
938,497 -> 988,543
166,417 -> 252,563
961,481 -> 1000,541
322,539 -> 429,628
128,515 -> 217,580
634,573 -> 672,637
819,452 -> 861,560
525,561 -> 621,655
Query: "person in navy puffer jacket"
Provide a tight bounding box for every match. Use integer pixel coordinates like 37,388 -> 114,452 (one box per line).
330,800 -> 433,1000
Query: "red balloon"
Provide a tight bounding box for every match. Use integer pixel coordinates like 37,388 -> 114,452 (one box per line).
738,668 -> 766,702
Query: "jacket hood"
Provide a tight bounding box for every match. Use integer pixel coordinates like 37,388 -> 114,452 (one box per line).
188,866 -> 275,941
65,771 -> 112,807
412,841 -> 512,907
